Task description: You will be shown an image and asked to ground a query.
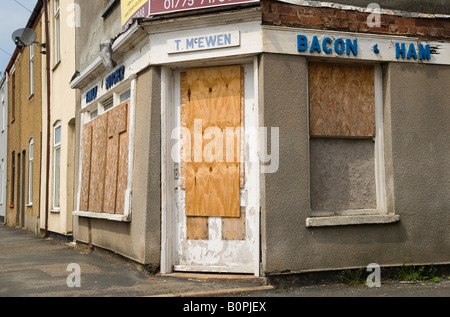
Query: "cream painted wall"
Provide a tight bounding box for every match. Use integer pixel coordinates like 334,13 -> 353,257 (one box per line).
40,0 -> 77,236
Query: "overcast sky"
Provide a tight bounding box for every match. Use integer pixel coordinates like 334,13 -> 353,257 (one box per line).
0,0 -> 38,74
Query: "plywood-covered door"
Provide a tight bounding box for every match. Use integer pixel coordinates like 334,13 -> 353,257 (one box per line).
173,64 -> 259,274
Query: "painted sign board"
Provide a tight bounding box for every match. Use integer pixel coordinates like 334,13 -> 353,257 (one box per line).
263,26 -> 450,65
149,0 -> 259,15
122,0 -> 149,31
168,31 -> 240,54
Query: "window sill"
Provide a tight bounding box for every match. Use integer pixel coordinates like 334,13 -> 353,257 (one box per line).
50,209 -> 60,213
306,214 -> 400,227
73,210 -> 131,222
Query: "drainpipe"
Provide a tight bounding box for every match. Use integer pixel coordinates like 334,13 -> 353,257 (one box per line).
43,0 -> 51,239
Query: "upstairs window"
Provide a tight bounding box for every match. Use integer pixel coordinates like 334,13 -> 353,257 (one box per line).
54,0 -> 61,64
28,139 -> 34,205
29,45 -> 34,96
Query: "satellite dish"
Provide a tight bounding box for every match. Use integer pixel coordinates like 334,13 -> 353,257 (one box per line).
12,28 -> 37,47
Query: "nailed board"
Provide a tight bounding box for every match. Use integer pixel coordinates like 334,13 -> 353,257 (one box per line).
88,115 -> 107,212
181,65 -> 244,218
309,62 -> 375,137
79,125 -> 92,211
80,102 -> 129,214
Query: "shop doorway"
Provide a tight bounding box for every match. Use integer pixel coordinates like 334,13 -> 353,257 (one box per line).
168,63 -> 260,274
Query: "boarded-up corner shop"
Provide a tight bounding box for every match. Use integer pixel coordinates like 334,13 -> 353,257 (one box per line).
70,0 -> 450,277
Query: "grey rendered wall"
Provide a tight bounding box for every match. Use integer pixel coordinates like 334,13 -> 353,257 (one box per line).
75,0 -> 122,71
260,53 -> 450,275
73,67 -> 161,265
383,62 -> 450,266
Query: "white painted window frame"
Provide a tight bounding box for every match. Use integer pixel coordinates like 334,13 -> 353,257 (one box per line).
306,64 -> 399,227
53,121 -> 61,211
29,45 -> 34,97
54,0 -> 61,64
74,77 -> 136,222
28,138 -> 34,206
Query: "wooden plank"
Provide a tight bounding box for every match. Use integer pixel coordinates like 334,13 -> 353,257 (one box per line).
103,102 -> 128,214
88,114 -> 107,212
309,63 -> 375,137
222,208 -> 246,240
116,121 -> 129,215
180,72 -> 187,189
186,216 -> 209,240
79,123 -> 92,211
184,65 -> 243,218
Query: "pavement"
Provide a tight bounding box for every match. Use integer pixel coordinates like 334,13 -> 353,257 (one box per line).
0,223 -> 449,300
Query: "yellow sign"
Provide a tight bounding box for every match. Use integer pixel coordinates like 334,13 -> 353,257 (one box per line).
121,0 -> 148,30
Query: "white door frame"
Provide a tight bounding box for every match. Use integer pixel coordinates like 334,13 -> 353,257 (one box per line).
160,56 -> 260,276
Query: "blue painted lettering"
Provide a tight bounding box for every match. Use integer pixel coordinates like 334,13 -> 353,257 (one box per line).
418,44 -> 431,60
224,33 -> 231,46
175,39 -> 181,51
206,35 -> 216,47
198,37 -> 204,48
297,35 -> 308,52
186,38 -> 195,49
322,37 -> 332,54
407,43 -> 418,59
334,38 -> 345,54
346,39 -> 358,56
310,36 -> 321,53
217,34 -> 224,46
396,43 -> 406,59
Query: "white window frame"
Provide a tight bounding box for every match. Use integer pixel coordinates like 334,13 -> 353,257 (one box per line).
75,80 -> 136,222
28,138 -> 34,205
306,64 -> 399,227
29,45 -> 34,97
54,0 -> 61,64
53,121 -> 61,210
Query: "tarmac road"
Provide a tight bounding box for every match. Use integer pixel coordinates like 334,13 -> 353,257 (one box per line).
0,224 -> 448,299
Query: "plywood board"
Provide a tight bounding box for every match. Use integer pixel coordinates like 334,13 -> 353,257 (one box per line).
116,123 -> 129,215
222,208 -> 246,240
103,103 -> 128,214
309,63 -> 375,137
80,124 -> 92,211
183,65 -> 243,218
88,114 -> 107,212
186,217 -> 209,240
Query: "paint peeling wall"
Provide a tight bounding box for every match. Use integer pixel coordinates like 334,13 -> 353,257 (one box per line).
73,67 -> 161,265
260,53 -> 450,274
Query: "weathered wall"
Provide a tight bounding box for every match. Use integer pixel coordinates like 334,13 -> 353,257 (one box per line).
75,0 -> 122,71
260,53 -> 450,274
262,0 -> 450,39
40,0 -> 78,236
6,18 -> 43,233
322,0 -> 450,15
0,75 -> 8,223
73,66 -> 161,265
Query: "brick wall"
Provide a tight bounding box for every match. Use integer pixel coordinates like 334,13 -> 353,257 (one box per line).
261,0 -> 450,40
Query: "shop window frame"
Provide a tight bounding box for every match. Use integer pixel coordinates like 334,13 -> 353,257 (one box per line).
305,62 -> 398,227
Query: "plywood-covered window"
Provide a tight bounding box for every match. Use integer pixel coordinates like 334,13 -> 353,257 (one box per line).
80,101 -> 129,215
308,62 -> 383,215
